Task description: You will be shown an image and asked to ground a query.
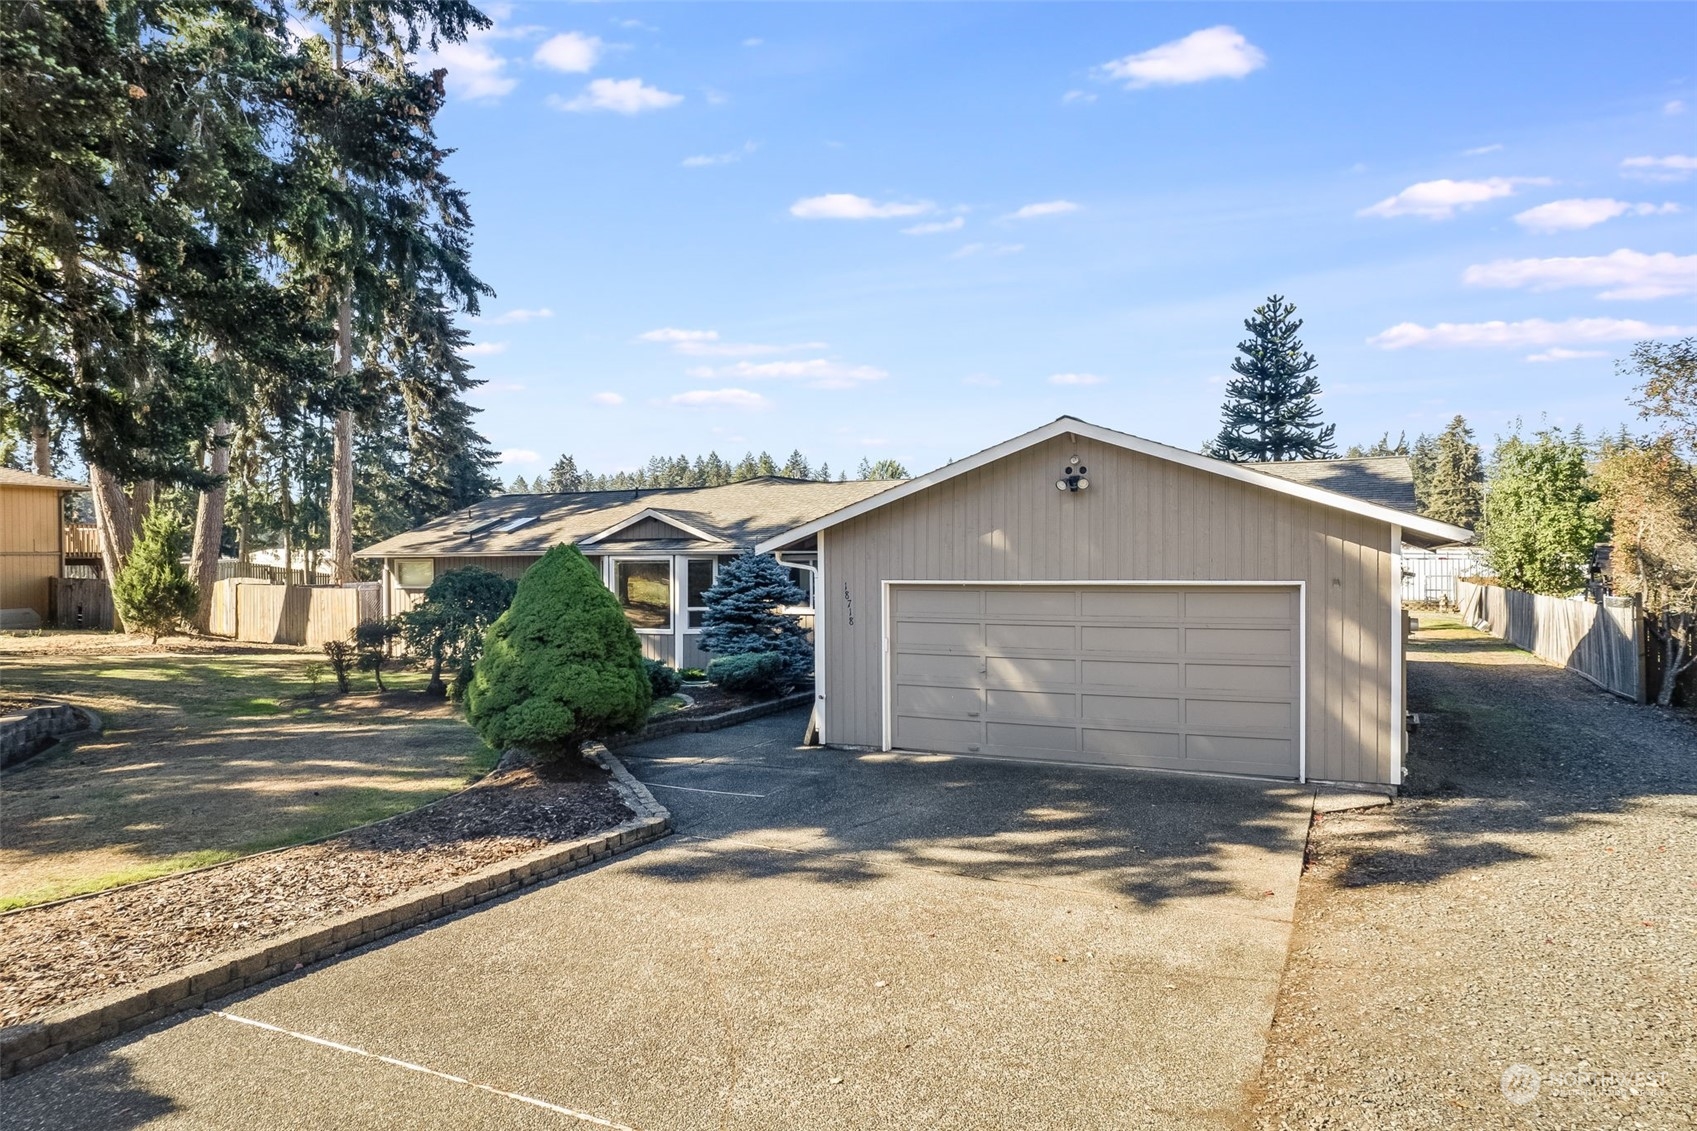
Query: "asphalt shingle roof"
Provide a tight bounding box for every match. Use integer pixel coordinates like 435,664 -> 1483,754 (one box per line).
1252,456 -> 1418,513
0,469 -> 86,491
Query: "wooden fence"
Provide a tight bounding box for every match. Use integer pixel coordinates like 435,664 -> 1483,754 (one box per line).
50,577 -> 113,631
1457,580 -> 1643,701
209,579 -> 380,647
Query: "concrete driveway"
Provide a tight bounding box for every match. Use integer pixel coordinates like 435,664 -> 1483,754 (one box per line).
4,709 -> 1314,1130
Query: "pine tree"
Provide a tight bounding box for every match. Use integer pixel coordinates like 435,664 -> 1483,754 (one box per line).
815,461 -> 831,482
1344,432 -> 1409,457
112,509 -> 199,643
782,449 -> 810,479
1422,415 -> 1484,528
544,454 -> 582,492
1206,295 -> 1337,462
698,552 -> 813,682
509,475 -> 529,493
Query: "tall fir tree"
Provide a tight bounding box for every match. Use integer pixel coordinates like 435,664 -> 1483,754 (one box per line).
1206,295 -> 1337,462
1419,415 -> 1484,528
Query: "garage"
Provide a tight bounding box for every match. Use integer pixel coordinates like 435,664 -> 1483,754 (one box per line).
889,583 -> 1300,778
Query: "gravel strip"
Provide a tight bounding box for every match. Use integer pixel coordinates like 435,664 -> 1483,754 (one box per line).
1252,617 -> 1696,1129
0,763 -> 631,1028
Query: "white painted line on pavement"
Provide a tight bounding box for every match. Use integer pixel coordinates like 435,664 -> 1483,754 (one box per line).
642,782 -> 767,798
206,1009 -> 637,1129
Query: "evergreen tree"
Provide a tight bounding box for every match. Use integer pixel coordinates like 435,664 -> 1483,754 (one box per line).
858,458 -> 908,480
698,552 -> 813,682
1422,415 -> 1484,528
781,449 -> 811,479
465,545 -> 650,757
112,509 -> 199,643
1480,427 -> 1602,594
815,461 -> 831,482
1206,295 -> 1337,462
1344,432 -> 1409,457
509,475 -> 529,493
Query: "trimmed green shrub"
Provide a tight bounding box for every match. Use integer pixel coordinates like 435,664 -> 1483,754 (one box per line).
644,658 -> 683,698
400,567 -> 518,698
680,667 -> 707,681
112,509 -> 198,642
353,618 -> 403,692
464,544 -> 651,758
699,551 -> 812,682
706,652 -> 787,697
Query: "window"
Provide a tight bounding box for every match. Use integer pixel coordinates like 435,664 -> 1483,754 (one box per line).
614,559 -> 671,630
395,559 -> 434,588
784,566 -> 814,609
686,559 -> 715,628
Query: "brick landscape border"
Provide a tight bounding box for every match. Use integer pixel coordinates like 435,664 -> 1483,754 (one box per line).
605,690 -> 812,748
0,704 -> 102,770
0,752 -> 671,1079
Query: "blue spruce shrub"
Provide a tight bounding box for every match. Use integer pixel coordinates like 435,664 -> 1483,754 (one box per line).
698,552 -> 812,683
465,545 -> 651,758
705,652 -> 787,696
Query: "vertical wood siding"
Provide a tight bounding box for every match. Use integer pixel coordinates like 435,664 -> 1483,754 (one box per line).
820,434 -> 1398,785
0,486 -> 65,618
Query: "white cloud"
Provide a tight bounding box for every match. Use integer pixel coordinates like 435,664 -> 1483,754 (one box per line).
1048,372 -> 1107,386
534,32 -> 602,73
1525,348 -> 1607,363
462,341 -> 508,356
1512,198 -> 1680,232
790,194 -> 934,220
1463,143 -> 1505,156
1621,154 -> 1697,181
1462,250 -> 1697,300
1369,317 -> 1696,350
549,78 -> 682,114
638,328 -> 825,357
1006,200 -> 1079,220
499,448 -> 541,464
950,242 -> 1023,259
590,392 -> 625,406
682,141 -> 757,168
670,388 -> 771,409
1098,26 -> 1266,88
687,359 -> 889,389
1062,90 -> 1097,105
429,40 -> 517,102
639,327 -> 718,344
1666,100 -> 1687,116
1359,177 -> 1550,220
477,307 -> 554,325
902,217 -> 965,235
743,37 -> 763,47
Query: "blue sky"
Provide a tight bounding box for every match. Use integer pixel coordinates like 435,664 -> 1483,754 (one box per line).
420,3 -> 1697,481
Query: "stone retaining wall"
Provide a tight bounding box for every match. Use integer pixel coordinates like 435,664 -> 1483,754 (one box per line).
0,754 -> 671,1079
0,704 -> 99,769
606,690 -> 812,748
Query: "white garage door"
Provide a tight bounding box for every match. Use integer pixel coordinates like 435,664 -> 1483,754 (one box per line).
889,585 -> 1300,779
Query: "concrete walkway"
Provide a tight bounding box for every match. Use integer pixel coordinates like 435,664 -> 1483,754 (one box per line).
4,711 -> 1314,1130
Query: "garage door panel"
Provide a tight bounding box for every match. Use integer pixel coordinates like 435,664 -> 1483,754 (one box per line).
1080,727 -> 1183,761
986,622 -> 1074,651
1081,590 -> 1181,618
1185,627 -> 1293,657
1184,663 -> 1293,694
897,652 -> 983,682
1081,625 -> 1181,653
892,585 -> 1298,780
896,716 -> 984,750
986,721 -> 1079,752
902,621 -> 983,650
1081,693 -> 1181,726
986,688 -> 1076,720
1082,659 -> 1181,690
986,655 -> 1075,686
1185,590 -> 1295,620
986,590 -> 1076,617
897,684 -> 982,716
1185,698 -> 1293,730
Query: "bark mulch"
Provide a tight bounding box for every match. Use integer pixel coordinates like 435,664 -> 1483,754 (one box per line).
0,761 -> 631,1029
676,683 -> 798,716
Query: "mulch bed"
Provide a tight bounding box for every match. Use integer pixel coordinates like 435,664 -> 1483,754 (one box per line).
675,683 -> 798,716
0,761 -> 631,1029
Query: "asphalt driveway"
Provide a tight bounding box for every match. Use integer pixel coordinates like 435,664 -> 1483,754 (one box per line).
4,710 -> 1315,1130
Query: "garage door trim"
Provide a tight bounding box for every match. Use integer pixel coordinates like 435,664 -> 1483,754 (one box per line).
880,579 -> 1308,783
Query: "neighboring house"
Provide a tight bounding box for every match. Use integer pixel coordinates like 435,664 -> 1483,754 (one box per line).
356,477 -> 900,670
753,417 -> 1471,790
0,469 -> 88,625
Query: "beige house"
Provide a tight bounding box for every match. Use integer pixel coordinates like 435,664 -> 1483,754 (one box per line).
0,469 -> 87,626
756,417 -> 1471,790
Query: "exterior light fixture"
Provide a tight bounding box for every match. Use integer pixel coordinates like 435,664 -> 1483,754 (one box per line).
1056,456 -> 1090,493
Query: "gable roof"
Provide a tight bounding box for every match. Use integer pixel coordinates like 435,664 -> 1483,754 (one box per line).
755,416 -> 1472,553
356,477 -> 902,559
0,468 -> 86,491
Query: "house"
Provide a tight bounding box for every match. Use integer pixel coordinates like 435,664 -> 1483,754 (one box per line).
753,417 -> 1470,790
356,477 -> 901,670
0,469 -> 89,627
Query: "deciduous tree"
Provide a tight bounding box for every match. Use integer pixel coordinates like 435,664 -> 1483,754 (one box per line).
1480,427 -> 1602,594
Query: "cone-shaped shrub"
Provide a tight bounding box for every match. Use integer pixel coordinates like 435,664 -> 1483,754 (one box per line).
465,544 -> 651,758
112,509 -> 198,642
